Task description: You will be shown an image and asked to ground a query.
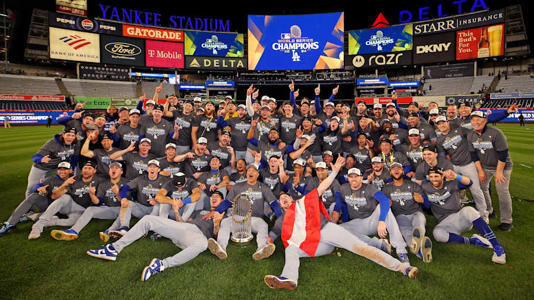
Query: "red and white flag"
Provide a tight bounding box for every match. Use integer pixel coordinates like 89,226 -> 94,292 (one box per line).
281,189 -> 330,257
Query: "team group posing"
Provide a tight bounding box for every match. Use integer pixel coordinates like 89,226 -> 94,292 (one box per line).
0,82 -> 517,290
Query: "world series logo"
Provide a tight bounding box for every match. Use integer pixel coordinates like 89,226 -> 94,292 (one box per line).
272,25 -> 319,62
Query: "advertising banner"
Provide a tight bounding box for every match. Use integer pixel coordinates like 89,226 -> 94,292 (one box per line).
49,11 -> 121,35
185,56 -> 246,70
145,40 -> 184,68
456,24 -> 504,60
357,78 -> 388,85
74,96 -> 111,109
206,81 -> 235,87
389,81 -> 420,88
0,111 -> 70,125
347,51 -> 412,69
123,24 -> 183,42
100,35 -> 145,66
78,64 -> 130,81
423,62 -> 474,79
348,24 -> 413,55
413,31 -> 455,64
111,98 -> 139,108
49,27 -> 100,63
482,109 -> 534,122
0,95 -> 65,102
185,31 -> 244,57
413,8 -> 505,35
445,95 -> 481,105
248,12 -> 344,70
490,92 -> 534,99
355,96 -> 412,105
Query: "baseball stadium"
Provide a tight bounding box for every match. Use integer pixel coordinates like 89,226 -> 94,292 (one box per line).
0,0 -> 533,299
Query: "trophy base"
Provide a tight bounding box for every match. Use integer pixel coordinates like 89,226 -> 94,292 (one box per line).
231,232 -> 253,244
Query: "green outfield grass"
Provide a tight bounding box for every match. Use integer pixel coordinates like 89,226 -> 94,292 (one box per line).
0,125 -> 533,299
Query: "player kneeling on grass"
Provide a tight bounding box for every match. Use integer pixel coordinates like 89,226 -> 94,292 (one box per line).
50,162 -> 128,241
0,162 -> 73,236
421,167 -> 506,264
28,161 -> 100,239
206,164 -> 282,261
264,156 -> 418,291
86,191 -> 226,281
381,162 -> 432,263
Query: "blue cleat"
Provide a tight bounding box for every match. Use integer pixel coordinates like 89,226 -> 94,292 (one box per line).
51,229 -> 79,241
109,226 -> 129,239
87,244 -> 118,261
492,245 -> 506,264
421,236 -> 432,263
141,258 -> 164,281
0,222 -> 15,236
264,275 -> 297,290
404,266 -> 419,279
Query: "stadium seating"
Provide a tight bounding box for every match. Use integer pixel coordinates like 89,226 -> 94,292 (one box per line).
0,74 -> 62,96
469,76 -> 494,94
423,77 -> 474,96
0,100 -> 68,111
495,75 -> 534,93
62,78 -> 138,98
141,80 -> 176,98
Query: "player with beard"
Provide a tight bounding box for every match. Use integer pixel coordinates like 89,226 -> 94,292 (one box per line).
208,130 -> 235,171
192,101 -> 218,147
81,131 -> 119,177
333,167 -> 410,263
364,157 -> 392,191
114,109 -> 142,150
305,161 -> 342,216
182,137 -> 211,180
247,125 -> 286,168
314,84 -> 338,128
382,163 -> 431,263
280,158 -> 314,200
155,172 -> 201,222
165,99 -> 195,154
398,128 -> 424,179
353,133 -> 373,174
320,115 -> 350,155
260,155 -> 284,198
264,157 -> 418,290
139,104 -> 173,158
404,113 -> 437,144
421,167 -> 506,264
217,104 -> 251,162
207,165 -> 281,261
228,159 -> 248,191
377,138 -> 411,174
279,100 -> 303,145
286,130 -> 314,172
157,143 -> 194,178
50,162 -> 128,241
196,156 -> 230,209
109,138 -> 156,180
415,144 -> 454,185
381,119 -> 408,152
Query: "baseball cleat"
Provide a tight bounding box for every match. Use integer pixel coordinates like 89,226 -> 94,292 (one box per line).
51,229 -> 78,241
99,231 -> 109,243
86,244 -> 118,261
141,258 -> 164,281
397,252 -> 410,264
404,266 -> 419,279
410,226 -> 423,255
150,233 -> 162,241
421,236 -> 432,263
28,228 -> 41,240
471,234 -> 493,249
492,246 -> 506,265
482,215 -> 490,224
381,239 -> 392,255
264,275 -> 297,290
253,243 -> 276,261
109,226 -> 129,239
497,223 -> 513,232
208,238 -> 227,260
0,222 -> 15,236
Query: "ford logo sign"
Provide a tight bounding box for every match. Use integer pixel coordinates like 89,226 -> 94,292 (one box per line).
105,42 -> 142,57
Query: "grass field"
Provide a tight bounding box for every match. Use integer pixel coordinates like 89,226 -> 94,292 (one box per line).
0,125 -> 533,299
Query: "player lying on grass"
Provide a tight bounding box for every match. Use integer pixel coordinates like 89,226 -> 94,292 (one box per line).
264,156 -> 418,291
86,191 -> 226,282
421,167 -> 506,264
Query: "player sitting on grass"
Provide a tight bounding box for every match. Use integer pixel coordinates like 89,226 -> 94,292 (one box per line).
421,167 -> 506,264
264,156 -> 418,291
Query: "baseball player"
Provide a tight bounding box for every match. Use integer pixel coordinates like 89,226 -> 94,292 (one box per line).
264,156 -> 418,290
421,167 -> 506,264
109,138 -> 156,180
191,101 -> 219,146
139,104 -> 173,157
28,160 -> 101,239
113,109 -> 142,150
50,162 -> 128,241
86,191 -> 226,281
155,172 -> 201,222
182,137 -> 211,179
363,157 -> 392,191
333,167 -> 410,263
206,165 -> 281,261
414,144 -> 454,185
0,162 -> 73,236
163,99 -> 195,155
217,104 -> 252,161
382,162 -> 431,262
80,131 -> 119,177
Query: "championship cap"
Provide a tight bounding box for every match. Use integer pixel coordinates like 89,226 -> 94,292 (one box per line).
330,116 -> 340,123
109,161 -> 123,169
408,128 -> 420,136
323,150 -> 333,157
261,95 -> 270,101
62,127 -> 77,134
173,172 -> 186,186
101,132 -> 114,141
390,162 -> 403,169
82,160 -> 96,169
197,137 -> 208,144
165,143 -> 177,149
301,134 -> 312,140
194,97 -> 202,103
119,106 -> 129,113
422,144 -> 438,153
211,190 -> 224,199
470,111 -> 487,118
225,95 -> 233,101
153,104 -> 164,111
379,138 -> 392,144
347,168 -> 362,176
140,138 -> 152,144
293,158 -> 306,167
129,109 -> 141,115
146,100 -> 156,106
261,105 -> 271,111
325,102 -> 335,108
429,108 -> 439,115
237,104 -> 247,110
316,162 -> 328,169
147,159 -> 160,167
435,116 -> 447,123
86,124 -> 98,131
373,104 -> 383,109
371,157 -> 383,164
268,97 -> 277,103
58,161 -> 71,169
428,166 -> 444,175
386,102 -> 396,108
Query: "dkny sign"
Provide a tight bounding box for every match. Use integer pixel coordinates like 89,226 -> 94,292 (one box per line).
413,32 -> 456,64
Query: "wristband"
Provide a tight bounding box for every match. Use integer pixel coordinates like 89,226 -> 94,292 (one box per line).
182,197 -> 192,204
455,174 -> 463,182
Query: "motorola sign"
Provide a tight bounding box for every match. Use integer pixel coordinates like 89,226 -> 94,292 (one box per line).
347,52 -> 412,69
413,32 -> 455,64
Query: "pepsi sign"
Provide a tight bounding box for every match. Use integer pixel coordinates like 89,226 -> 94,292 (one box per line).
49,11 -> 121,35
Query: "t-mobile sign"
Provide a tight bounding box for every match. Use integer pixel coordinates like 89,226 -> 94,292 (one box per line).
145,40 -> 184,68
